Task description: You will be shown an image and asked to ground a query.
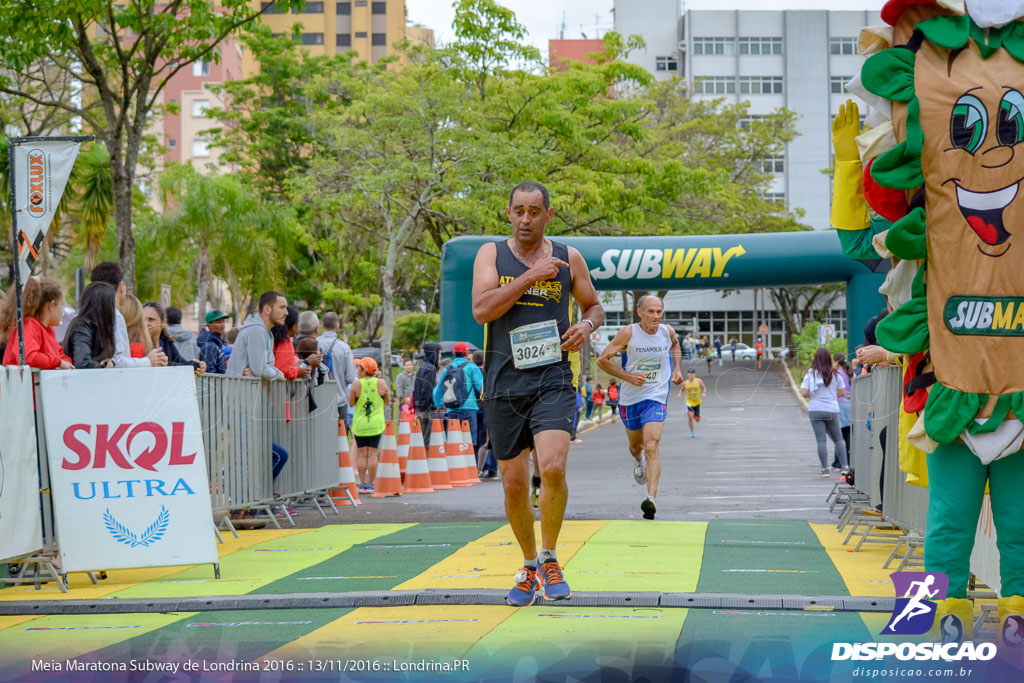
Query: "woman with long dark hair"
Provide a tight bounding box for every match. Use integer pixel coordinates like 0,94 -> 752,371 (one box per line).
143,302 -> 205,372
63,282 -> 117,369
800,346 -> 847,477
833,352 -> 853,469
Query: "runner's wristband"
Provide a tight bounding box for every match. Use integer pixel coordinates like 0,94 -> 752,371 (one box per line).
581,319 -> 595,330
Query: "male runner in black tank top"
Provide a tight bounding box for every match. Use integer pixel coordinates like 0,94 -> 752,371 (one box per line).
472,181 -> 604,607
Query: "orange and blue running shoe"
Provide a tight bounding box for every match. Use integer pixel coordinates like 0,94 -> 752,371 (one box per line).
506,566 -> 540,607
539,559 -> 571,601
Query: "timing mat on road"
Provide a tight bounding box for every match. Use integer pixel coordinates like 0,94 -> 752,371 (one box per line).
0,520 -> 895,678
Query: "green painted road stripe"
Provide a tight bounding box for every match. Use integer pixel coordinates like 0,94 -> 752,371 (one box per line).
566,520 -> 706,592
253,522 -> 502,595
112,524 -> 411,599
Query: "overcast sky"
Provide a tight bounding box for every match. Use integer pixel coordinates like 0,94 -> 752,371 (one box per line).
407,1 -> 884,55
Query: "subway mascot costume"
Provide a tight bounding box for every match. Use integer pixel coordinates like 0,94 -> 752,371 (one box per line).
830,0 -> 1024,646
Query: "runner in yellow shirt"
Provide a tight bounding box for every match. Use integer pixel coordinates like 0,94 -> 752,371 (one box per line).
676,368 -> 707,438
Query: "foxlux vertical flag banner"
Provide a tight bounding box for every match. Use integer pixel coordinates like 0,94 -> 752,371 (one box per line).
39,367 -> 217,572
12,140 -> 82,282
0,367 -> 43,561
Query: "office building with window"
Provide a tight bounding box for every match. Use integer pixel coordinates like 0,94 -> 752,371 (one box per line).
610,5 -> 884,348
243,0 -> 428,75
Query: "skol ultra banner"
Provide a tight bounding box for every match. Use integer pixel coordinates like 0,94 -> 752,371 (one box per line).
0,366 -> 43,561
39,367 -> 217,572
11,139 -> 82,283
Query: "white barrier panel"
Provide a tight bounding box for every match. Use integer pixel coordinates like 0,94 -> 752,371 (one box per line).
0,366 -> 43,561
39,367 -> 217,572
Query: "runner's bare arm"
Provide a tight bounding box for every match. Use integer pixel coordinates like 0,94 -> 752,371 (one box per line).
471,242 -> 569,324
700,378 -> 708,397
348,380 -> 362,407
378,378 -> 391,404
668,327 -> 684,384
561,247 -> 604,352
597,327 -> 647,387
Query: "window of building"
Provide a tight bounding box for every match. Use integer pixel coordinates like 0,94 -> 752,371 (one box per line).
372,1 -> 386,13
739,76 -> 783,94
830,75 -> 852,94
655,56 -> 678,71
763,191 -> 786,204
692,37 -> 735,56
355,31 -> 367,38
192,139 -> 210,158
168,139 -> 176,148
739,37 -> 782,55
192,60 -> 209,77
372,33 -> 386,46
337,1 -> 351,14
355,0 -> 367,5
829,37 -> 858,55
694,76 -> 735,95
337,33 -> 351,47
301,1 -> 324,11
191,99 -> 209,117
261,1 -> 288,12
739,115 -> 768,129
761,156 -> 784,173
302,33 -> 324,45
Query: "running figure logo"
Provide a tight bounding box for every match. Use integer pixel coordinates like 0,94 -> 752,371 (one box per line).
881,571 -> 949,635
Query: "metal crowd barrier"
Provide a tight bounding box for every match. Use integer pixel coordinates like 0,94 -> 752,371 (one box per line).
195,374 -> 341,520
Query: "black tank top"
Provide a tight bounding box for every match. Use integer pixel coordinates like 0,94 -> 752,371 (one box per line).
484,239 -> 575,397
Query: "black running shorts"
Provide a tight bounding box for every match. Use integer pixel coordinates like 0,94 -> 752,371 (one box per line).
353,433 -> 382,449
687,404 -> 701,417
483,382 -> 576,460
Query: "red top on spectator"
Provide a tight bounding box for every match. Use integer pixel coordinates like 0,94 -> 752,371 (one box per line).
274,337 -> 301,380
3,317 -> 72,369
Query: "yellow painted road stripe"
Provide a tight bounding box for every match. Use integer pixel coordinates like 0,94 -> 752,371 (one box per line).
393,521 -> 607,591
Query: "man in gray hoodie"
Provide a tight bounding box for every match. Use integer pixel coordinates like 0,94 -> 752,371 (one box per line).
166,306 -> 200,362
226,291 -> 288,380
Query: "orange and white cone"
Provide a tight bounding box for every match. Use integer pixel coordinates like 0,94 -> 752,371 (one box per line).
397,412 -> 411,480
427,418 -> 452,490
372,421 -> 403,497
330,420 -> 359,506
446,419 -> 471,486
461,419 -> 482,484
403,419 -> 435,494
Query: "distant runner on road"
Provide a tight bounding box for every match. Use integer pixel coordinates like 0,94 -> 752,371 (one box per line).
472,181 -> 604,607
597,295 -> 683,520
677,368 -> 707,438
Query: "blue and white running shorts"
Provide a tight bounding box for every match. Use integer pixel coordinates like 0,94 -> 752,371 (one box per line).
619,400 -> 668,431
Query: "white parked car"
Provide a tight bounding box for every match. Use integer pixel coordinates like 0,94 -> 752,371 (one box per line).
730,342 -> 789,360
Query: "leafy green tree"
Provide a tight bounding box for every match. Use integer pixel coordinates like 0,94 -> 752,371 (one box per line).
392,313 -> 440,355
77,142 -> 114,274
450,0 -> 540,100
778,287 -> 847,358
0,0 -> 303,292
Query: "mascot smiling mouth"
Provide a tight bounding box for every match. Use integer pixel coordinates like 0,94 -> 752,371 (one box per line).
955,181 -> 1016,253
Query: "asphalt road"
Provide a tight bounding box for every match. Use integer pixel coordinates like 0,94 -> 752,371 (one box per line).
293,357 -> 844,526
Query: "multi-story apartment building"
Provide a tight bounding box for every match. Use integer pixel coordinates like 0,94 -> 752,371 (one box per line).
605,4 -> 884,347
244,0 -> 424,75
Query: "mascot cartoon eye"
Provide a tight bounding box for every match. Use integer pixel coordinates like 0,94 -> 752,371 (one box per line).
951,93 -> 988,154
997,89 -> 1024,146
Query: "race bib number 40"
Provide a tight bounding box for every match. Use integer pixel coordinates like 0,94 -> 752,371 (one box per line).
635,360 -> 663,385
510,319 -> 561,370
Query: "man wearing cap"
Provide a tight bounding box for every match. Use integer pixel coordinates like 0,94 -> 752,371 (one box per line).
349,356 -> 391,491
432,341 -> 484,449
472,181 -> 604,607
198,309 -> 231,375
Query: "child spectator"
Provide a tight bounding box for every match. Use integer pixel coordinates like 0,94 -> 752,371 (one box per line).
607,379 -> 619,421
223,327 -> 239,362
119,295 -> 153,359
1,277 -> 73,369
593,383 -> 606,419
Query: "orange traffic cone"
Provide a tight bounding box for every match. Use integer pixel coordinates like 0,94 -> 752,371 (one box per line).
397,412 -> 411,480
461,419 -> 482,484
372,421 -> 403,497
427,418 -> 452,490
446,419 -> 470,486
330,420 -> 360,506
403,419 -> 435,494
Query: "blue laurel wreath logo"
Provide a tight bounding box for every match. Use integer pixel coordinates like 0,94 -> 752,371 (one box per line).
103,506 -> 170,548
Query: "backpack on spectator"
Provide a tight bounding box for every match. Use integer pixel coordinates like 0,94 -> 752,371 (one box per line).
324,338 -> 338,377
441,361 -> 469,409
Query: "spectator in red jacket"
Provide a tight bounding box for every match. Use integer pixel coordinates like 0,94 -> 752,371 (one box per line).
273,305 -> 312,381
1,277 -> 73,369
